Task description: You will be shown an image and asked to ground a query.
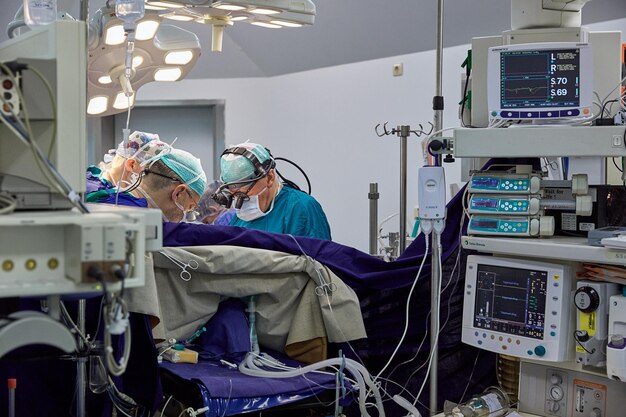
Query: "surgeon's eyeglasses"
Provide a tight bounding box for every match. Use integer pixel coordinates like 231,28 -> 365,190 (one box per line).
212,180 -> 259,209
143,170 -> 182,183
144,170 -> 199,209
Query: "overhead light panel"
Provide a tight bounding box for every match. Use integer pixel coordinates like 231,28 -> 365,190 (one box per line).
250,21 -> 281,28
249,8 -> 280,15
270,20 -> 302,27
165,50 -> 194,65
132,56 -> 144,68
163,14 -> 195,21
136,20 -> 160,40
98,75 -> 112,84
154,67 -> 182,81
230,16 -> 248,21
87,96 -> 109,115
215,4 -> 246,11
147,1 -> 186,8
145,4 -> 169,10
113,92 -> 136,110
105,24 -> 125,45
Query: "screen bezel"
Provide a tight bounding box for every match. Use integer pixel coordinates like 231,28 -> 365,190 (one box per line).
487,42 -> 593,119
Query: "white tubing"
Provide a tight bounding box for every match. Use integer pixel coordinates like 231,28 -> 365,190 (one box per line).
392,394 -> 422,417
239,354 -> 379,417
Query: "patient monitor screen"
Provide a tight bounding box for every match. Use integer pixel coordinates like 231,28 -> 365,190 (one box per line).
473,264 -> 547,340
500,48 -> 581,109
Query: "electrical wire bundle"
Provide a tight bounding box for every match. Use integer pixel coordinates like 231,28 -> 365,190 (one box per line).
273,156 -> 312,195
0,192 -> 17,215
0,60 -> 89,214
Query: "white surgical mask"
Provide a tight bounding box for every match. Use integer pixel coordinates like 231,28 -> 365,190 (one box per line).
173,191 -> 192,223
235,185 -> 280,222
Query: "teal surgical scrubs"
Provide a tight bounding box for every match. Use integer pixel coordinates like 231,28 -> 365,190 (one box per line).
230,186 -> 331,240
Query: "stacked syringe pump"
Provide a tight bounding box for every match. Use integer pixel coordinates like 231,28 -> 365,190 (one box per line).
466,166 -> 592,237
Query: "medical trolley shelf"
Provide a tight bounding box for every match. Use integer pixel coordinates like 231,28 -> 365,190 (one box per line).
452,126 -> 626,158
434,412 -> 540,417
461,236 -> 626,266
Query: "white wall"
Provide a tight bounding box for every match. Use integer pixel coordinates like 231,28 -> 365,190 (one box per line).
139,17 -> 626,251
113,106 -> 217,177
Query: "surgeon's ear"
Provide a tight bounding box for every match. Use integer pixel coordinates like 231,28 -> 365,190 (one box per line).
125,158 -> 141,174
266,170 -> 275,187
173,184 -> 187,198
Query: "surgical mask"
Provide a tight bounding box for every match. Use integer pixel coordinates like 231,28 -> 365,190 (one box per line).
136,187 -> 170,222
173,191 -> 191,223
235,185 -> 275,222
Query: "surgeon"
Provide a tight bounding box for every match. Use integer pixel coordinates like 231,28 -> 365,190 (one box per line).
89,146 -> 207,222
86,131 -> 171,196
213,142 -> 331,240
134,148 -> 207,222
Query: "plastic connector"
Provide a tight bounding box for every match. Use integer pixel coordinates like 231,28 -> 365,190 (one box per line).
108,305 -> 129,335
420,219 -> 433,236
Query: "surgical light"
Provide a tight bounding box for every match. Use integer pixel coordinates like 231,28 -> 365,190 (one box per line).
147,1 -> 186,8
270,20 -> 302,27
88,7 -> 201,117
165,50 -> 194,64
113,92 -> 136,109
136,0 -> 315,51
250,21 -> 281,28
154,67 -> 182,81
87,96 -> 109,115
136,20 -> 160,40
163,14 -> 196,21
132,56 -> 144,67
105,25 -> 126,45
215,4 -> 247,11
249,8 -> 280,15
145,4 -> 169,10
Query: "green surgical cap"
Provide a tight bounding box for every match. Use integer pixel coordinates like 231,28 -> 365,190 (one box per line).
220,142 -> 272,183
161,149 -> 207,197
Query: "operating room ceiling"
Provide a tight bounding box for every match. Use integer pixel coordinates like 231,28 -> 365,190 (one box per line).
1,0 -> 625,79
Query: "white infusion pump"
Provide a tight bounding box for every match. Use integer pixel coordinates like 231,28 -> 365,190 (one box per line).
462,255 -> 574,362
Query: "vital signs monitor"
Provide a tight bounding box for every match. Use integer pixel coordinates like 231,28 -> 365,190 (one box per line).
487,42 -> 592,121
462,255 -> 574,362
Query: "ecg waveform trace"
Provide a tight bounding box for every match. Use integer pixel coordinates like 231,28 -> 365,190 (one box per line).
503,78 -> 549,100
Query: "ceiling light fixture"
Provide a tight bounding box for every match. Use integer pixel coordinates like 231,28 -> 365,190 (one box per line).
162,14 -> 196,21
250,21 -> 281,28
113,92 -> 136,109
88,7 -> 201,117
147,1 -> 186,9
215,4 -> 247,11
87,96 -> 109,115
140,1 -> 316,51
270,20 -> 302,27
249,8 -> 280,15
165,50 -> 194,65
136,20 -> 160,40
154,67 -> 183,81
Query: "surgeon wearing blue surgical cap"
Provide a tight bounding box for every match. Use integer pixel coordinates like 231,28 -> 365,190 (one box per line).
133,148 -> 207,222
216,142 -> 331,240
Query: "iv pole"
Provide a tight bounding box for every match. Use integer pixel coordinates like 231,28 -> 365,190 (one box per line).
78,2 -> 90,417
429,0 -> 445,415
